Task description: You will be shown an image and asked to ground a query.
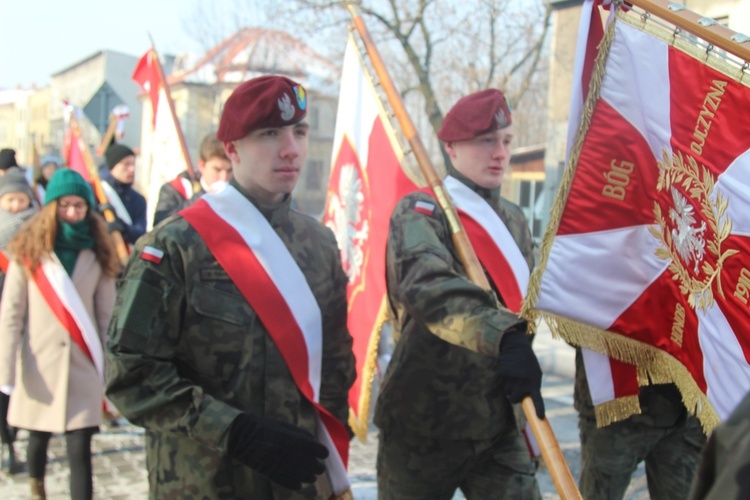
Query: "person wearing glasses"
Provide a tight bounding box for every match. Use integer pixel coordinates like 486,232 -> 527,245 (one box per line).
0,169 -> 118,499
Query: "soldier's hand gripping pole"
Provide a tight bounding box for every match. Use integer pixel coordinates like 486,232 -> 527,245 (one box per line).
347,5 -> 581,499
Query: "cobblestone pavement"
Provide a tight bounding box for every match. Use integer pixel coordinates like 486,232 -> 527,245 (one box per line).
0,327 -> 650,499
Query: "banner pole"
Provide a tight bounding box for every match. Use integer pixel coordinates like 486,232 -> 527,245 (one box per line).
627,0 -> 750,63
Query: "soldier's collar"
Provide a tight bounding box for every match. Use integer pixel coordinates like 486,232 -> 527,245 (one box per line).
230,178 -> 291,227
445,161 -> 500,203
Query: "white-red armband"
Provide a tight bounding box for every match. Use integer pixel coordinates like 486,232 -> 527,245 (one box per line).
413,200 -> 436,215
141,246 -> 164,264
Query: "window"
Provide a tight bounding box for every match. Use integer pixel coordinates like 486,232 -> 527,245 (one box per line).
309,106 -> 320,131
306,160 -> 324,190
516,179 -> 545,245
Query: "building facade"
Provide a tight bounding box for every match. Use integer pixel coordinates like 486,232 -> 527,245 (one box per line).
136,28 -> 340,221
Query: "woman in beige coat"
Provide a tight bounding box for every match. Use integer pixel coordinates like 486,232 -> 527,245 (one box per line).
0,169 -> 119,499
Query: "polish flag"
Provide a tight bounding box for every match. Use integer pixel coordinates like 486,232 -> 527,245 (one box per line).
62,103 -> 91,182
132,51 -> 161,129
63,130 -> 90,182
323,35 -> 419,439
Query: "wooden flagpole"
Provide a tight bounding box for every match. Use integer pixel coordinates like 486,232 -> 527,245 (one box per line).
69,115 -> 130,265
346,5 -> 581,499
627,0 -> 750,63
96,113 -> 118,156
147,47 -> 200,189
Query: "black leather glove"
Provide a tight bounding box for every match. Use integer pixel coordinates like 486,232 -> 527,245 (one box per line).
107,217 -> 126,234
98,202 -> 115,215
98,203 -> 126,233
498,326 -> 545,419
226,413 -> 329,490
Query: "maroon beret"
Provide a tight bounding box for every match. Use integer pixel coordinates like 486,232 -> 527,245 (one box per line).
437,89 -> 512,142
217,75 -> 307,141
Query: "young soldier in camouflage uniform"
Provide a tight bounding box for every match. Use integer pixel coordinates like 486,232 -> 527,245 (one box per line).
105,75 -> 356,499
575,352 -> 706,499
375,89 -> 544,499
152,132 -> 232,226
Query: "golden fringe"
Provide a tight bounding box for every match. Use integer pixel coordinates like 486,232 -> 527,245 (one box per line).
348,296 -> 390,443
545,312 -> 720,434
522,12 -> 725,434
595,395 -> 642,427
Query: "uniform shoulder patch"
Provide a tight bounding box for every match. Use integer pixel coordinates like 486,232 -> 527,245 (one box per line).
413,200 -> 436,216
141,245 -> 165,264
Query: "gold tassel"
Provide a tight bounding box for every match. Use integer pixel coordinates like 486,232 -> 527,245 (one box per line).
595,395 -> 642,427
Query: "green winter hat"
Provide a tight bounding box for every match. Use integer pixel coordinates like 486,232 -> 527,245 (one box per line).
44,168 -> 94,207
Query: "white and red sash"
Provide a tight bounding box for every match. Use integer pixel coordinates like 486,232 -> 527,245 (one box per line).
30,255 -> 105,383
101,181 -> 133,226
180,186 -> 350,496
442,176 -> 530,308
0,250 -> 9,274
169,175 -> 193,201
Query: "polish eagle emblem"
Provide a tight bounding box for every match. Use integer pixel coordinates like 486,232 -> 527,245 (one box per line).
651,149 -> 737,312
669,186 -> 706,274
495,110 -> 509,129
325,163 -> 369,284
278,93 -> 295,121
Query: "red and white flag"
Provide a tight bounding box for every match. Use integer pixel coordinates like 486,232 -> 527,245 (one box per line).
565,0 -> 641,425
530,9 -> 750,430
323,35 -> 419,439
132,51 -> 161,128
62,103 -> 91,182
132,49 -> 189,229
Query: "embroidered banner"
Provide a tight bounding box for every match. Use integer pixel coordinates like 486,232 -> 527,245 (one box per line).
526,10 -> 750,431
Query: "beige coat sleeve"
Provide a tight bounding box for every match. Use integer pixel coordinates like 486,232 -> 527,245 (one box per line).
94,273 -> 116,343
0,261 -> 29,388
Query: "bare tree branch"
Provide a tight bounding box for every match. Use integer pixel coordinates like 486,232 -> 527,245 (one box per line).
182,0 -> 551,150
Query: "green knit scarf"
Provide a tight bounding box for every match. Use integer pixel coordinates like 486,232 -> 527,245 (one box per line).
55,219 -> 94,276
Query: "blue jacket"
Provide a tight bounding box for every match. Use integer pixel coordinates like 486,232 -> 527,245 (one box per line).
99,170 -> 147,245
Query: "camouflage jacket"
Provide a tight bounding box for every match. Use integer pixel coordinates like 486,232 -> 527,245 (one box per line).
153,171 -> 204,227
688,390 -> 750,500
374,171 -> 534,440
105,182 -> 355,499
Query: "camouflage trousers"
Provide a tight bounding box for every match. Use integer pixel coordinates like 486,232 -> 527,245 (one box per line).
376,426 -> 541,500
578,413 -> 706,500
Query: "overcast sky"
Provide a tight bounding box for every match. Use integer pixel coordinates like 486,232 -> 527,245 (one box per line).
1,0 -> 203,89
